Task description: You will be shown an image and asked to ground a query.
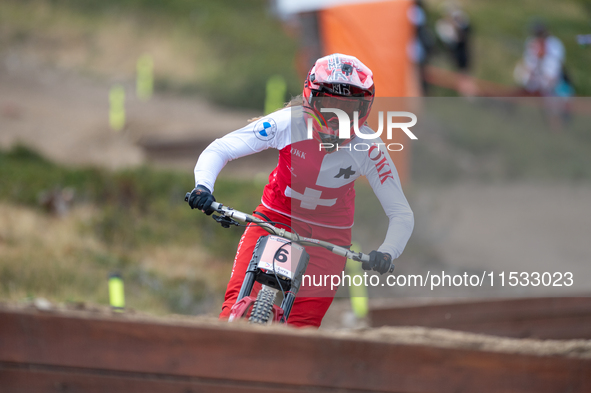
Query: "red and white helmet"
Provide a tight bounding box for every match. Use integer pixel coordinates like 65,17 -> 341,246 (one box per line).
303,54 -> 375,151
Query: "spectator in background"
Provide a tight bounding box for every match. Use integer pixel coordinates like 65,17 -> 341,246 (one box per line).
514,20 -> 572,97
408,0 -> 435,95
514,20 -> 575,131
435,3 -> 472,73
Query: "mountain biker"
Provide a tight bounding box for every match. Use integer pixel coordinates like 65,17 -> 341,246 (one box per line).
188,53 -> 414,328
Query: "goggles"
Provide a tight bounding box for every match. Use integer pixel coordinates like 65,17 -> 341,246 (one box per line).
309,91 -> 372,125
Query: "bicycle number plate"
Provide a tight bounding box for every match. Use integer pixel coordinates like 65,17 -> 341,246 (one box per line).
257,236 -> 304,279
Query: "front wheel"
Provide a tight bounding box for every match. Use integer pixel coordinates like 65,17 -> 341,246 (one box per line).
249,285 -> 277,324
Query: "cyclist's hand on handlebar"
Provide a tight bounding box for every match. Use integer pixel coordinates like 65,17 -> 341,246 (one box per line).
362,251 -> 393,275
187,185 -> 216,215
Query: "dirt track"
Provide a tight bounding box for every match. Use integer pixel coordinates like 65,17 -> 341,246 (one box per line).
0,53 -> 269,174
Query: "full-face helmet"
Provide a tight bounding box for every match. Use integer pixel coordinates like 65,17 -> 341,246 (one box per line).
303,54 -> 375,152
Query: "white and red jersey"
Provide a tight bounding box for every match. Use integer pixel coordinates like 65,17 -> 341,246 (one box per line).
194,106 -> 414,259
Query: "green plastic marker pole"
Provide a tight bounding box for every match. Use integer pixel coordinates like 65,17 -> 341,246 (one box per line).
109,85 -> 125,132
136,54 -> 153,101
108,272 -> 125,311
346,242 -> 368,319
264,75 -> 286,115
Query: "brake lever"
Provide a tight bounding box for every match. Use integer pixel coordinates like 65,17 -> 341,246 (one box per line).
212,214 -> 240,229
350,253 -> 364,262
355,253 -> 395,274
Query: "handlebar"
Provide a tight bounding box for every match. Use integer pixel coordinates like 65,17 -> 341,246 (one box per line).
185,192 -> 378,265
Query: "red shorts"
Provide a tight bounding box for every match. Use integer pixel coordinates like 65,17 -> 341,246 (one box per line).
219,204 -> 351,328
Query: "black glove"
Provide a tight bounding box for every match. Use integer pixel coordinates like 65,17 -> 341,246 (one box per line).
362,251 -> 393,275
187,185 -> 216,215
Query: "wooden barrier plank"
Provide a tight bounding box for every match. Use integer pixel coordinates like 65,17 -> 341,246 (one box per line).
369,297 -> 591,339
0,366 -> 324,393
438,315 -> 591,339
1,309 -> 590,393
371,298 -> 591,324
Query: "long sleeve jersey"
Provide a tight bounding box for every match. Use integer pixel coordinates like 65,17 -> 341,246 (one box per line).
194,106 -> 414,259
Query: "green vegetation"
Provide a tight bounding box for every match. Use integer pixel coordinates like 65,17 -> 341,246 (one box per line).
0,0 -> 301,109
0,146 -> 263,314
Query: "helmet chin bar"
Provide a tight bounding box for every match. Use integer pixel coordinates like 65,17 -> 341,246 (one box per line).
318,132 -> 351,153
315,115 -> 358,153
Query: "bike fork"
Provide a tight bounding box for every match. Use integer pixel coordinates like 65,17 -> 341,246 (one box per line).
279,292 -> 296,322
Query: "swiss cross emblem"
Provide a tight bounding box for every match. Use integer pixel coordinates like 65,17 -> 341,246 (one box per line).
285,186 -> 337,210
